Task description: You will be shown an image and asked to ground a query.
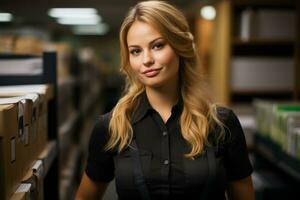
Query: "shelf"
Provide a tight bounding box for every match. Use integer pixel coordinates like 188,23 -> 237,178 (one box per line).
255,134 -> 300,182
21,160 -> 44,200
232,39 -> 295,56
231,92 -> 293,103
10,183 -> 31,200
232,90 -> 294,94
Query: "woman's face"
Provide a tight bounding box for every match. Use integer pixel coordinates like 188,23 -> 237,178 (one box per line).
127,21 -> 180,89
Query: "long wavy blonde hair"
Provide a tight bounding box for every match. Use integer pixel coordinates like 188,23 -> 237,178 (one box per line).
105,1 -> 226,158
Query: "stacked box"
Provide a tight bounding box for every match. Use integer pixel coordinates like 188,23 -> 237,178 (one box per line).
14,36 -> 44,56
0,95 -> 39,165
254,100 -> 274,137
254,100 -> 300,160
0,84 -> 53,156
271,104 -> 300,150
0,35 -> 15,54
287,123 -> 300,159
9,183 -> 31,200
0,95 -> 39,200
0,103 -> 22,200
21,160 -> 44,200
297,129 -> 300,159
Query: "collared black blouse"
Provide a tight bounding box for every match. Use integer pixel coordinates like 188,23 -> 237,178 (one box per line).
85,92 -> 253,200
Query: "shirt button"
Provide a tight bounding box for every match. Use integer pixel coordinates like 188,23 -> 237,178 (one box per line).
162,131 -> 168,136
163,159 -> 169,165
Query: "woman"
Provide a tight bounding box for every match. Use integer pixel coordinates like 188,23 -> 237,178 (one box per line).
76,1 -> 255,200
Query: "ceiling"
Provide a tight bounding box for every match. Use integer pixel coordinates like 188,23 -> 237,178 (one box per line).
0,0 -> 201,35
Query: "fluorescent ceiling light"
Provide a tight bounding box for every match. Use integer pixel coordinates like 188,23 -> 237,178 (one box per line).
57,17 -> 100,25
0,13 -> 13,22
48,8 -> 97,18
200,6 -> 216,20
73,23 -> 109,35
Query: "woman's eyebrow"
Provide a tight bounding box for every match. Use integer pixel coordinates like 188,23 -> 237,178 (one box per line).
128,37 -> 164,48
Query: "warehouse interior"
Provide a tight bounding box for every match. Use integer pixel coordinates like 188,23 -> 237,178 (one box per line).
0,0 -> 299,199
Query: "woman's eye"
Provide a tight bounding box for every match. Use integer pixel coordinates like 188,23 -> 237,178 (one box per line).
153,42 -> 164,50
130,49 -> 141,55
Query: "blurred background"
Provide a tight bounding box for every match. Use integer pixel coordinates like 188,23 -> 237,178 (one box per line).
0,0 -> 299,200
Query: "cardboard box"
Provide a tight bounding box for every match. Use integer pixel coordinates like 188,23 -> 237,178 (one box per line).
21,160 -> 44,200
0,84 -> 53,157
14,36 -> 43,56
9,183 -> 31,200
231,57 -> 293,92
0,35 -> 15,54
0,104 -> 21,200
0,84 -> 54,101
0,95 -> 39,190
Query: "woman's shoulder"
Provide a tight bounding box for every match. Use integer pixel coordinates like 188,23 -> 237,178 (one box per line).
215,105 -> 235,124
216,105 -> 248,145
214,105 -> 243,132
94,111 -> 112,129
99,111 -> 112,126
211,105 -> 244,146
90,111 -> 113,142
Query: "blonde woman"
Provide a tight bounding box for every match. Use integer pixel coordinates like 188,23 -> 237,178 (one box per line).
76,1 -> 254,200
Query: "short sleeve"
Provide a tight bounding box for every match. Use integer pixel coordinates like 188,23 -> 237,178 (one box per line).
219,108 -> 253,181
85,113 -> 115,182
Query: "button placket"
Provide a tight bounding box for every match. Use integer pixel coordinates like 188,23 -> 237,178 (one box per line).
151,112 -> 170,182
161,127 -> 170,182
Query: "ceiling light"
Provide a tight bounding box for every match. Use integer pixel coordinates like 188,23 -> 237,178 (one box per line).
200,6 -> 216,20
57,16 -> 101,25
0,13 -> 13,22
72,23 -> 109,35
48,8 -> 97,18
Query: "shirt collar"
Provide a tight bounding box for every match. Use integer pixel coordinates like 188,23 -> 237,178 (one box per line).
131,91 -> 153,124
131,91 -> 184,124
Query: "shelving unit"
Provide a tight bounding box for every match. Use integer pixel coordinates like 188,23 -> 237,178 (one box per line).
57,52 -> 103,200
192,1 -> 300,198
193,0 -> 299,105
0,50 -> 103,200
0,52 -> 59,200
255,133 -> 300,182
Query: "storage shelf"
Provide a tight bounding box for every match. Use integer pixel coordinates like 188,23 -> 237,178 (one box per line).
232,39 -> 295,56
232,90 -> 294,94
231,92 -> 294,103
255,133 -> 300,182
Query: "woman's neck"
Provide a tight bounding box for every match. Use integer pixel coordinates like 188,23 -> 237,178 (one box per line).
145,84 -> 179,122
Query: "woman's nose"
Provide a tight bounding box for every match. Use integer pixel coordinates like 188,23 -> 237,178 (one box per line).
143,51 -> 154,67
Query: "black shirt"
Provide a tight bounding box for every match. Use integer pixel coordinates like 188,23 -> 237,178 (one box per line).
85,92 -> 253,200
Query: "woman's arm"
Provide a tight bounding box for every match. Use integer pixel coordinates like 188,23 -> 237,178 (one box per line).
226,176 -> 255,200
75,172 -> 109,200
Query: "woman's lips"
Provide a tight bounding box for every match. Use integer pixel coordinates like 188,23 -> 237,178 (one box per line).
143,68 -> 161,77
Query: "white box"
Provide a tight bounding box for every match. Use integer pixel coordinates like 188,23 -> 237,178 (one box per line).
231,57 -> 294,91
